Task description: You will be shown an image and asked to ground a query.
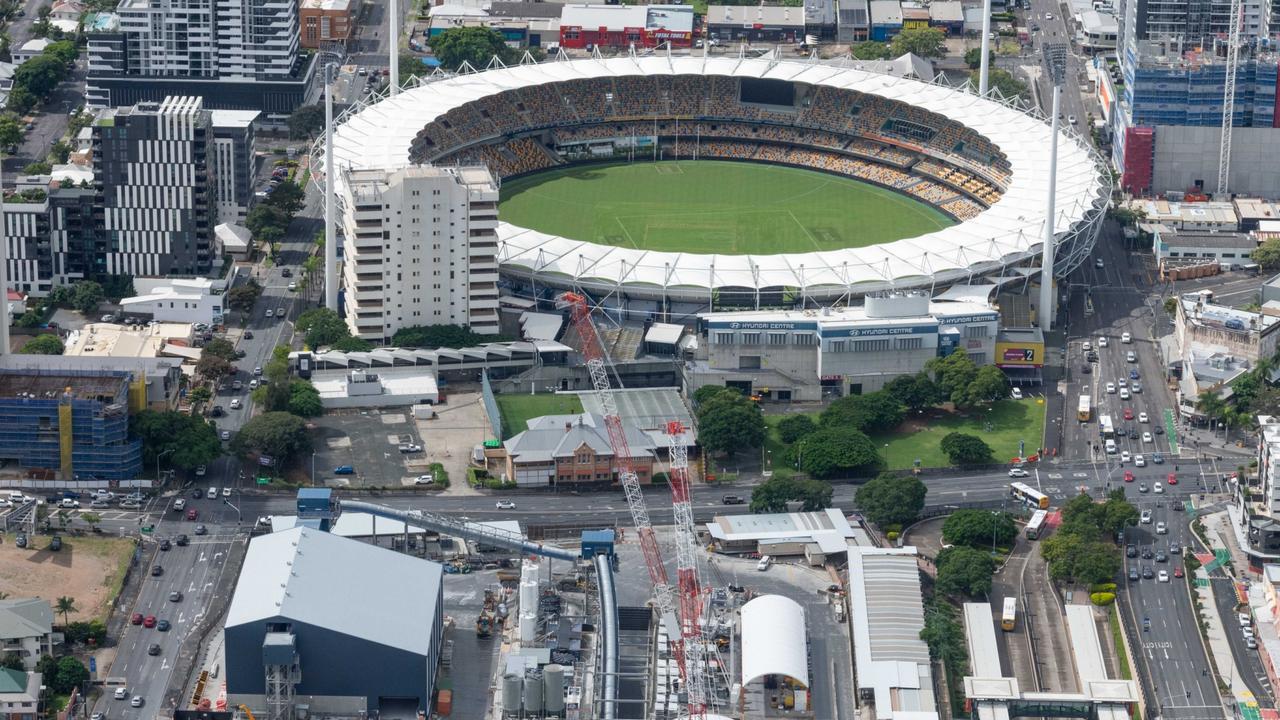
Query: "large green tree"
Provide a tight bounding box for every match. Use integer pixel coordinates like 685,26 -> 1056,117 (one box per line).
129,410 -> 222,470
965,365 -> 1010,407
696,391 -> 766,456
0,114 -> 21,146
287,103 -> 325,139
391,323 -> 497,349
820,391 -> 905,433
977,68 -> 1029,100
70,280 -> 103,314
51,656 -> 89,694
195,353 -> 234,381
940,432 -> 994,466
776,414 -> 817,444
287,380 -> 324,417
795,427 -> 881,478
225,280 -> 263,312
749,475 -> 834,513
926,352 -> 979,405
1253,238 -> 1280,270
882,372 -> 942,413
429,27 -> 515,70
935,546 -> 997,597
854,473 -> 927,528
13,53 -> 67,97
850,41 -> 894,60
202,337 -> 237,360
19,333 -> 63,354
942,509 -> 1018,548
232,411 -> 311,463
964,47 -> 994,69
890,27 -> 946,58
296,307 -> 353,348
920,599 -> 968,676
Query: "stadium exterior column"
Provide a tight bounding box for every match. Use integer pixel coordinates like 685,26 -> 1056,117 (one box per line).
389,0 -> 399,96
1039,84 -> 1061,333
979,0 -> 992,95
325,63 -> 339,313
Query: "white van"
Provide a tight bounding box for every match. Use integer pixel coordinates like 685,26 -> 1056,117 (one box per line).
756,555 -> 772,571
1105,439 -> 1117,454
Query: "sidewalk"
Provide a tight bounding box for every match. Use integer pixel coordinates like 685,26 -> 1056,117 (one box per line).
1193,510 -> 1263,717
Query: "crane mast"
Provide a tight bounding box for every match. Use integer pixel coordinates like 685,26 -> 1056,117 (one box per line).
1218,0 -> 1242,196
666,420 -> 709,717
559,292 -> 707,720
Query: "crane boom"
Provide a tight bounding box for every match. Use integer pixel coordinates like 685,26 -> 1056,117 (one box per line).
560,292 -> 705,720
667,420 -> 709,716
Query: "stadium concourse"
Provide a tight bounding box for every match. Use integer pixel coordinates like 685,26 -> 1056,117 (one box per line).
325,55 -> 1109,320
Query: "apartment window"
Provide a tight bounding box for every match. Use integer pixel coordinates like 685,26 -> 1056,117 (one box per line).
853,338 -> 891,352
714,332 -> 734,344
896,337 -> 923,350
964,325 -> 988,338
767,332 -> 788,346
741,332 -> 761,345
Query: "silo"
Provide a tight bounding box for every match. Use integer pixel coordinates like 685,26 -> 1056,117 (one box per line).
519,611 -> 537,643
543,664 -> 566,714
501,673 -> 522,716
523,669 -> 544,714
519,579 -> 538,613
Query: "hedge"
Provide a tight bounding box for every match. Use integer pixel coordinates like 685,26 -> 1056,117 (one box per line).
1090,592 -> 1116,606
1090,583 -> 1118,593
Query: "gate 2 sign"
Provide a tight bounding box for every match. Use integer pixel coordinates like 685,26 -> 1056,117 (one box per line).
995,341 -> 1044,368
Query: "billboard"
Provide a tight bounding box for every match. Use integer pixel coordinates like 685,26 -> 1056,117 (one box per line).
995,341 -> 1044,367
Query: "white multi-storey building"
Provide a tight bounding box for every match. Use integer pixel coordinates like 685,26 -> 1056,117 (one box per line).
338,166 -> 500,342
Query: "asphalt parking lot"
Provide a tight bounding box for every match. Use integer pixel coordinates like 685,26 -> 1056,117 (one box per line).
310,410 -> 431,487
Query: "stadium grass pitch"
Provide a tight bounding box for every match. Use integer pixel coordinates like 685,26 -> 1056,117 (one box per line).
498,160 -> 954,254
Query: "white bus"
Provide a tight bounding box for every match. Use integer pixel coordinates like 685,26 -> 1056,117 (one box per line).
1025,509 -> 1049,539
1001,597 -> 1017,631
1010,482 -> 1050,509
1078,395 -> 1091,422
1099,414 -> 1115,438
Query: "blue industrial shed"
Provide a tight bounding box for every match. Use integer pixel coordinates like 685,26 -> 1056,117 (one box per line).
224,527 -> 445,716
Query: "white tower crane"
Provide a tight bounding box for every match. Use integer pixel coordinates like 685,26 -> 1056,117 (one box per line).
1218,0 -> 1243,197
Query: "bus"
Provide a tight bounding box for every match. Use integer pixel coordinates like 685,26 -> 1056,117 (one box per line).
1001,597 -> 1017,631
1010,482 -> 1050,510
1025,509 -> 1049,539
1077,395 -> 1091,422
1099,414 -> 1115,438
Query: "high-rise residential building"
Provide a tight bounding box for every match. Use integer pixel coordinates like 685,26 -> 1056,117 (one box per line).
338,166 -> 501,342
1104,0 -> 1280,196
211,110 -> 260,225
85,0 -> 312,116
92,96 -> 216,277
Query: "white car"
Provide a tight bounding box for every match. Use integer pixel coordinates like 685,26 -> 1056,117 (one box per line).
288,282 -> 297,291
1243,626 -> 1256,639
195,465 -> 206,476
1082,341 -> 1092,352
495,500 -> 517,509
1011,387 -> 1023,399
1127,351 -> 1137,363
1153,481 -> 1162,493
1142,432 -> 1153,443
398,443 -> 423,454
257,516 -> 273,527
1140,510 -> 1153,524
756,555 -> 772,571
1240,613 -> 1253,627
1096,258 -> 1104,268
265,309 -> 274,318
89,499 -> 110,508
1098,336 -> 1109,347
207,487 -> 218,499
1009,467 -> 1030,478
130,697 -> 143,708
1158,570 -> 1170,582
222,487 -> 232,497
1118,378 -> 1127,388
173,499 -> 186,511
1046,12 -> 1054,19
1106,382 -> 1117,394
1135,454 -> 1146,467
230,398 -> 242,410
412,475 -> 435,485
1122,332 -> 1132,343
249,379 -> 260,389
220,430 -> 231,441
1138,412 -> 1149,423
1132,381 -> 1143,393
1121,450 -> 1132,463
114,688 -> 128,701
58,498 -> 80,509
6,491 -> 26,503
1068,114 -> 1078,125
1120,388 -> 1131,400
1156,521 -> 1168,534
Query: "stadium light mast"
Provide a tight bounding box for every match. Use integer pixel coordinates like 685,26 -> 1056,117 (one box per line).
0,160 -> 8,356
1039,44 -> 1067,334
979,0 -> 992,95
324,62 -> 339,313
389,0 -> 400,96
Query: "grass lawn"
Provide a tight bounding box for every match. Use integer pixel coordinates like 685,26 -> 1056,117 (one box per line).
494,394 -> 585,440
762,398 -> 1046,472
874,399 -> 1046,470
499,161 -> 952,254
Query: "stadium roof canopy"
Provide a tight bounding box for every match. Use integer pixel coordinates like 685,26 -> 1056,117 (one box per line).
329,56 -> 1107,296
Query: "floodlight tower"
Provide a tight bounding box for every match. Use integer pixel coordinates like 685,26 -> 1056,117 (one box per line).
324,62 -> 339,313
1038,43 -> 1067,334
979,0 -> 993,94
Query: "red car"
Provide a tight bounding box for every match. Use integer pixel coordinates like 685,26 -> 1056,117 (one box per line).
1124,470 -> 1134,482
1174,565 -> 1185,578
1123,408 -> 1134,420
186,508 -> 198,521
1168,473 -> 1178,485
143,615 -> 156,628
130,612 -> 143,625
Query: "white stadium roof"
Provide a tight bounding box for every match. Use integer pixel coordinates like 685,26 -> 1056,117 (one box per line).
328,56 -> 1106,295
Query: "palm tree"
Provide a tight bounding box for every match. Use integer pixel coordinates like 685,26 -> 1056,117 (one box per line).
1195,390 -> 1227,430
54,596 -> 76,626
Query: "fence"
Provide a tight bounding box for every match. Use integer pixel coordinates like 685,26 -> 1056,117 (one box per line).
481,370 -> 503,442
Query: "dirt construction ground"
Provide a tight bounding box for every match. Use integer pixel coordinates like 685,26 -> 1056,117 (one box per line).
0,534 -> 136,621
415,391 -> 488,496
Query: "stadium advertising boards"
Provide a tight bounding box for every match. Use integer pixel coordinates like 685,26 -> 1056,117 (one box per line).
995,340 -> 1045,368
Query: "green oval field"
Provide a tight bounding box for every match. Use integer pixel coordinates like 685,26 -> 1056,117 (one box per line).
498,160 -> 954,254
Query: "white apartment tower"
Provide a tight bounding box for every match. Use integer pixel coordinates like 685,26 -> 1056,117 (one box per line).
339,166 -> 500,342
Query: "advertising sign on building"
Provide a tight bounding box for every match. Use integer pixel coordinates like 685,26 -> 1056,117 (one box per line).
995,341 -> 1044,368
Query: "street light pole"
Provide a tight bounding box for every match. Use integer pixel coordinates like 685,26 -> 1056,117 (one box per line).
311,451 -> 316,487
156,448 -> 174,484
223,498 -> 242,527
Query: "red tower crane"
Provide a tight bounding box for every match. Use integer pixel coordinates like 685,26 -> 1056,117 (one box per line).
559,292 -> 708,719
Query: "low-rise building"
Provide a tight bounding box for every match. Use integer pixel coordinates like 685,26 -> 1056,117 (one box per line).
502,412 -> 656,487
869,0 -> 902,40
0,669 -> 40,720
1174,293 -> 1280,418
704,508 -> 868,564
0,600 -> 55,671
1079,10 -> 1118,50
706,5 -> 805,43
1127,199 -> 1240,232
688,292 -> 1000,402
118,278 -> 224,326
928,0 -> 963,34
1150,227 -> 1256,265
299,0 -> 354,48
837,0 -> 870,41
311,369 -> 440,409
0,355 -> 184,410
558,4 -> 694,49
63,322 -> 198,364
11,39 -> 49,64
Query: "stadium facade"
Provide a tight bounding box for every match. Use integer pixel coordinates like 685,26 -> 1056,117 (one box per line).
323,56 -> 1109,335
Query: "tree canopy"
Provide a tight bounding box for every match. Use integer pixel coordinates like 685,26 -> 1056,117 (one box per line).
287,103 -> 325,140
882,372 -> 942,412
925,353 -> 1009,408
1254,238 -> 1280,270
19,333 -> 63,355
940,432 -> 994,466
287,380 -> 324,417
50,656 -> 89,694
201,338 -> 237,361
854,473 -> 927,528
70,280 -> 103,314
891,27 -> 946,58
129,410 -> 222,470
749,475 -> 834,513
935,546 -> 997,597
820,391 -> 904,433
964,47 -> 994,69
296,307 -> 353,349
850,41 -> 893,60
195,353 -> 234,381
696,390 -> 766,456
977,68 -> 1029,100
226,280 -> 263,312
794,427 -> 881,478
1040,490 -> 1135,584
429,27 -> 515,70
390,323 -> 502,349
776,414 -> 818,444
942,509 -> 1018,548
232,411 -> 312,463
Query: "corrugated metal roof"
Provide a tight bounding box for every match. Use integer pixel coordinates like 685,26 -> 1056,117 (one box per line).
225,527 -> 443,658
0,599 -> 52,640
504,412 -> 656,462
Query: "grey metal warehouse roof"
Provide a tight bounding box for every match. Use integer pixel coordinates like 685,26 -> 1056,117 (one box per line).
225,527 -> 444,658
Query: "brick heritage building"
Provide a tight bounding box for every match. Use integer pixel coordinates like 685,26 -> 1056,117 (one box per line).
300,0 -> 354,48
502,412 -> 656,488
